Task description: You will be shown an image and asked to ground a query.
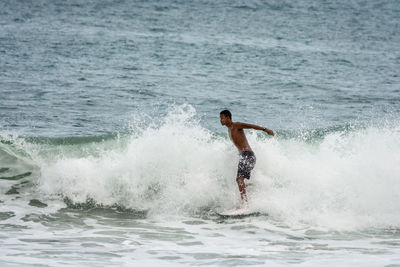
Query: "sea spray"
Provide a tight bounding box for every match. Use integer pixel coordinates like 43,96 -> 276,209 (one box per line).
2,105 -> 400,230
38,105 -> 239,214
249,125 -> 400,229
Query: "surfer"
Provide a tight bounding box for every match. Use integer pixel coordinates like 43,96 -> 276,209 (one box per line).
220,110 -> 274,207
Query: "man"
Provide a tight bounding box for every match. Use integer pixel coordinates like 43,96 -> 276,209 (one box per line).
220,110 -> 274,207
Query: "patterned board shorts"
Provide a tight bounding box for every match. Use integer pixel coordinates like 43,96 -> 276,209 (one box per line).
237,150 -> 256,179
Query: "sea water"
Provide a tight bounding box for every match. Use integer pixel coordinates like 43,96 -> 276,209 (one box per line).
1,0 -> 400,266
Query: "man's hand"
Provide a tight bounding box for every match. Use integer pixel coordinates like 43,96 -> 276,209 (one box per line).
264,128 -> 274,136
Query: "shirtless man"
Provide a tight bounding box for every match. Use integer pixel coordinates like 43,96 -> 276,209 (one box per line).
220,110 -> 274,206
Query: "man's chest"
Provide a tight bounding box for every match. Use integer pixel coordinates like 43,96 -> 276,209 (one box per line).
228,128 -> 243,140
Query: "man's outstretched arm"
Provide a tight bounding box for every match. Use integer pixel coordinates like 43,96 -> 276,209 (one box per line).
237,122 -> 275,136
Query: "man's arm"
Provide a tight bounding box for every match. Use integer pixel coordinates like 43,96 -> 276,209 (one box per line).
237,122 -> 275,136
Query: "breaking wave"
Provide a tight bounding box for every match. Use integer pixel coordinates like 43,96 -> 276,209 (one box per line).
1,104 -> 400,230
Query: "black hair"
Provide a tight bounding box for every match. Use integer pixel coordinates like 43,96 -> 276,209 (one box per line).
220,110 -> 232,120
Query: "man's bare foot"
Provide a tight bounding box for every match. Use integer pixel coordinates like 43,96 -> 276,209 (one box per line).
236,201 -> 249,210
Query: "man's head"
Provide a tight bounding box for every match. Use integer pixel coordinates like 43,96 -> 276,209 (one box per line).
220,110 -> 232,126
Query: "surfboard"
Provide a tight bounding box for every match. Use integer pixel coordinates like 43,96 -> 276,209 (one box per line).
216,207 -> 261,218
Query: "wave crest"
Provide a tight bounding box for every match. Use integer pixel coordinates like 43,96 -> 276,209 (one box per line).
2,105 -> 400,230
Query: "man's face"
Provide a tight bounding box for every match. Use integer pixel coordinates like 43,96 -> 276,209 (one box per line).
220,114 -> 229,126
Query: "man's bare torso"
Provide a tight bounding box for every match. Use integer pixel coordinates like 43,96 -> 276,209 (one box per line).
228,122 -> 252,152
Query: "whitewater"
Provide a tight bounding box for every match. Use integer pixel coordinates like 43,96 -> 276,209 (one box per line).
1,105 -> 400,266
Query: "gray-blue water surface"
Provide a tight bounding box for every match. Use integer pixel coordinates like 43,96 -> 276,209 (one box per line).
1,0 -> 399,137
2,2 -> 400,266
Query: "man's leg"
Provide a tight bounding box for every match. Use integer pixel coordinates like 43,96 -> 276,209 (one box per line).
236,177 -> 248,204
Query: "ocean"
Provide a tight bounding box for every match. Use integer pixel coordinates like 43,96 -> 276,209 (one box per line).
1,0 -> 400,266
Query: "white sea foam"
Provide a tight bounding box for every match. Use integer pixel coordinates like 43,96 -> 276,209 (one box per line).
38,105 -> 238,213
36,105 -> 400,230
249,125 -> 400,230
